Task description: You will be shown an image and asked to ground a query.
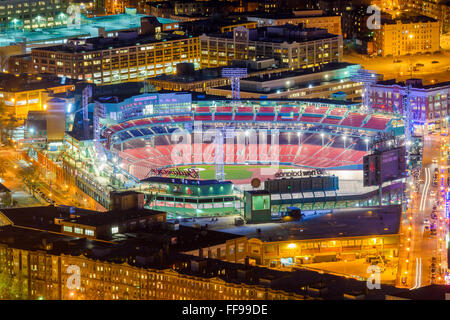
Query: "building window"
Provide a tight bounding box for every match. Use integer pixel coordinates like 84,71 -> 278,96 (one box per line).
111,226 -> 119,234
74,227 -> 83,234
63,226 -> 73,232
85,229 -> 94,236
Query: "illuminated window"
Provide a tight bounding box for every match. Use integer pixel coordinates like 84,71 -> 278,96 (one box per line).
111,226 -> 119,234
63,226 -> 73,232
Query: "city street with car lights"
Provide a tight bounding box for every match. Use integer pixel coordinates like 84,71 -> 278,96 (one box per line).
398,134 -> 450,288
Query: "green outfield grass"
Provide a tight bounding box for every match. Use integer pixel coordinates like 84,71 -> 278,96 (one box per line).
176,165 -> 295,180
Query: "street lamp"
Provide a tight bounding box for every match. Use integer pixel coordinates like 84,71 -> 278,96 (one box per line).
321,132 -> 325,146
364,138 -> 369,151
343,135 -> 347,148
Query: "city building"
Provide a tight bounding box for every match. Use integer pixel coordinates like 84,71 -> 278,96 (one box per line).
373,15 -> 440,57
0,12 -> 180,55
0,203 -> 404,300
7,54 -> 33,74
246,10 -> 342,35
143,2 -> 174,18
185,205 -> 402,271
147,59 -> 288,92
369,78 -> 450,132
199,25 -> 343,69
317,0 -> 353,16
206,62 -> 363,101
0,0 -> 70,31
180,16 -> 258,35
31,30 -> 199,85
400,0 -> 450,33
0,73 -> 77,119
386,285 -> 450,300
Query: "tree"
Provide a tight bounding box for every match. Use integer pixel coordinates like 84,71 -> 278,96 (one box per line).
0,158 -> 8,177
18,166 -> 40,195
10,271 -> 26,300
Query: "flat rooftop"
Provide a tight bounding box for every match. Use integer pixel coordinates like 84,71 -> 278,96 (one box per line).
247,12 -> 338,19
0,13 -> 179,47
64,208 -> 165,227
0,73 -> 77,92
182,206 -> 402,241
243,62 -> 358,82
33,31 -> 191,53
149,60 -> 281,83
382,14 -> 438,25
387,285 -> 450,300
206,25 -> 340,43
376,79 -> 450,89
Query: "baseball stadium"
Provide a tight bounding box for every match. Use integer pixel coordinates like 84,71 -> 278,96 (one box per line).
60,91 -> 405,217
99,92 -> 403,184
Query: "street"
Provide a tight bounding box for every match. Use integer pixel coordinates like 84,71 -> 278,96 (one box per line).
397,134 -> 449,288
343,50 -> 450,84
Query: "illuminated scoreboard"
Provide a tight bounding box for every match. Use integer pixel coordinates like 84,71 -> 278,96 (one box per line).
363,147 -> 406,187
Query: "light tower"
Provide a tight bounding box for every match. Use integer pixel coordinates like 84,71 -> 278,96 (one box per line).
350,68 -> 378,113
221,68 -> 247,100
214,68 -> 247,181
82,85 -> 92,140
402,84 -> 414,161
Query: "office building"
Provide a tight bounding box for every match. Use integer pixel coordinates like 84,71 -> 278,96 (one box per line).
199,25 -> 343,69
31,31 -> 199,85
246,10 -> 342,35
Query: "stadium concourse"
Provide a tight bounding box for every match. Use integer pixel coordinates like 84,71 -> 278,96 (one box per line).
98,93 -> 402,182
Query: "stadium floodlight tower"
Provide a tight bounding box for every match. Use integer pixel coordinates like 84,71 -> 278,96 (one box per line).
222,68 -> 248,100
350,69 -> 377,113
402,84 -> 414,164
82,85 -> 92,139
214,68 -> 247,182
